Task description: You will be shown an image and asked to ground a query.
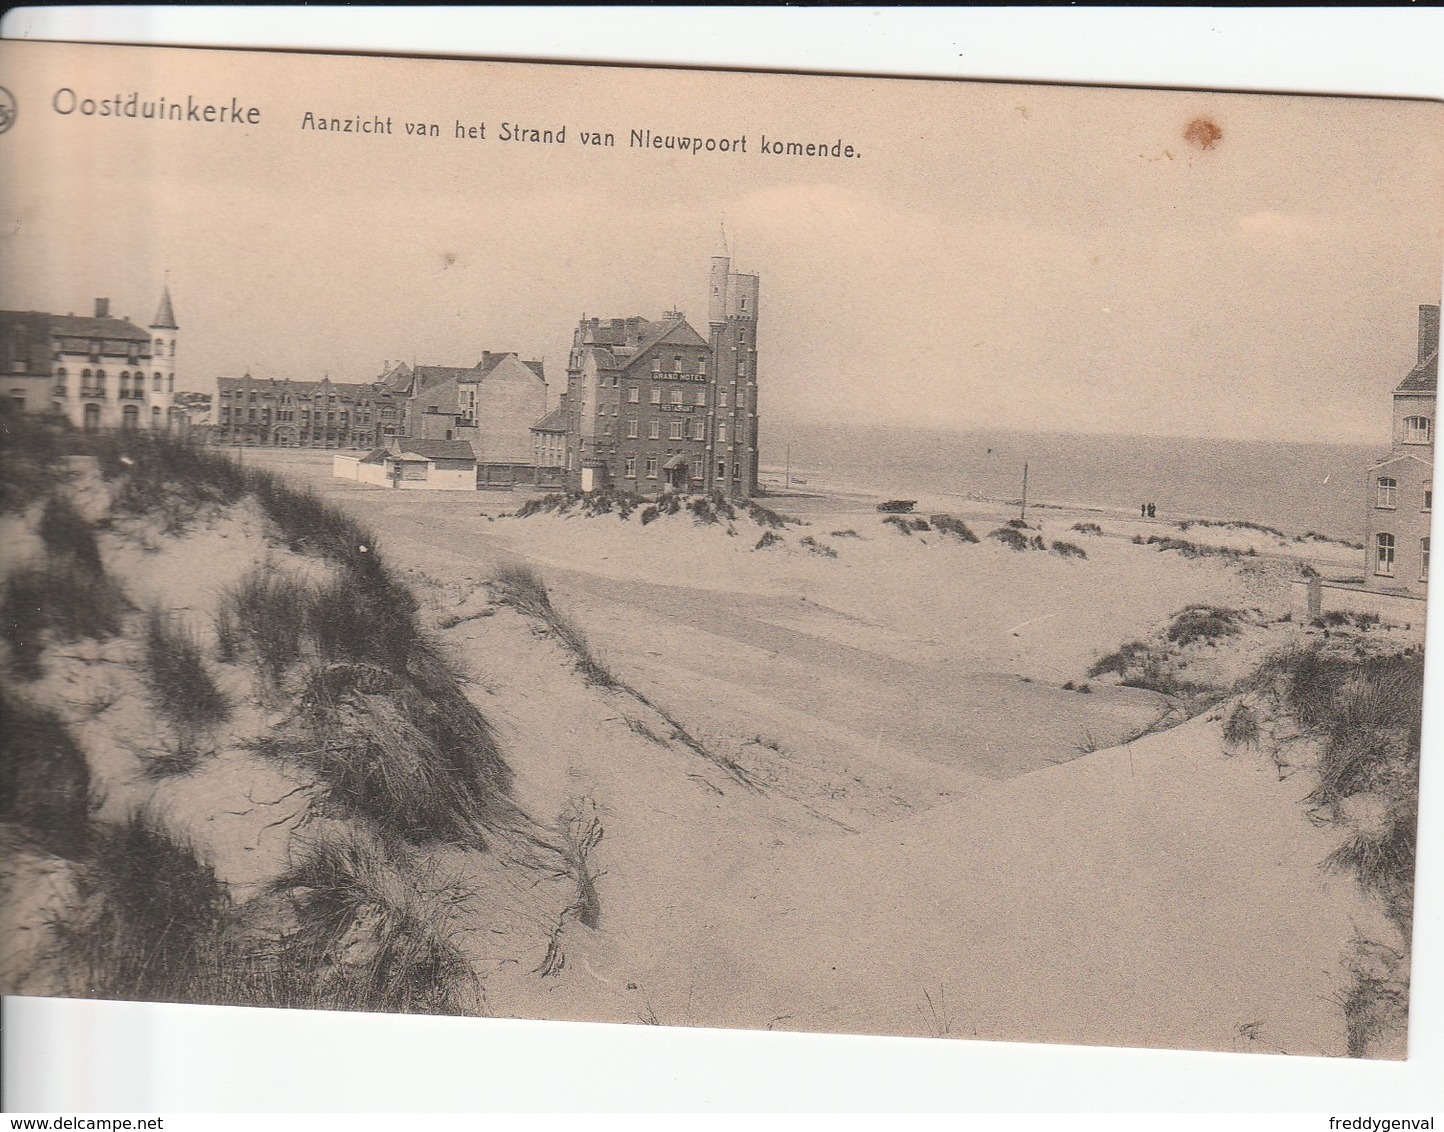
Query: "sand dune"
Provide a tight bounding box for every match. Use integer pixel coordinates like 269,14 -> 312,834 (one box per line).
174,449 -> 1392,1055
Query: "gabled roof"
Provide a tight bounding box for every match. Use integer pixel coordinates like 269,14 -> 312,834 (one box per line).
376,361 -> 413,391
358,447 -> 390,464
395,439 -> 477,462
1396,348 -> 1437,394
48,313 -> 151,341
475,351 -> 545,381
152,286 -> 178,330
637,316 -> 708,355
530,406 -> 568,432
412,365 -> 474,392
578,315 -> 708,375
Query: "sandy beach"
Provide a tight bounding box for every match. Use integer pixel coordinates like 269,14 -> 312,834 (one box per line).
179,447 -> 1394,1055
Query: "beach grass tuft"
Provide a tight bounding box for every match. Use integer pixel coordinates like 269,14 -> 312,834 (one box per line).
1,557 -> 128,681
989,527 -> 1044,551
142,609 -> 232,739
0,689 -> 93,860
273,824 -> 481,1016
1167,606 -> 1242,646
800,536 -> 838,558
930,514 -> 980,543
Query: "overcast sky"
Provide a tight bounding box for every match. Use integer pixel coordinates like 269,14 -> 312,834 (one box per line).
2,40 -> 1441,445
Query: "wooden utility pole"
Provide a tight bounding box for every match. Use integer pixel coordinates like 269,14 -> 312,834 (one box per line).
1020,461 -> 1029,523
785,443 -> 791,489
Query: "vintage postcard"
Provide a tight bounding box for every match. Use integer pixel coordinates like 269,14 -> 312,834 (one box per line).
0,36 -> 1439,1066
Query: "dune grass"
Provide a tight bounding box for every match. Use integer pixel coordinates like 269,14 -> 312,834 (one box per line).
1221,703 -> 1260,749
53,812 -> 482,1015
1133,534 -> 1252,561
1167,606 -> 1242,647
989,526 -> 1045,551
37,495 -> 104,571
884,515 -> 932,535
745,500 -> 799,529
1,557 -> 128,681
492,563 -> 617,687
143,610 -> 232,737
57,812 -> 233,1005
1251,645 -> 1422,945
0,690 -> 92,860
929,514 -> 979,543
273,824 -> 481,1016
492,562 -> 762,792
214,566 -> 311,681
0,401 -> 73,513
1177,518 -> 1285,539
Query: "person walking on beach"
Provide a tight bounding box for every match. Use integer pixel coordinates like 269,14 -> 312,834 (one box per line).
1141,502 -> 1147,518
1147,503 -> 1156,519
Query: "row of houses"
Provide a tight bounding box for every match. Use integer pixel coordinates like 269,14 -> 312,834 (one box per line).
207,255 -> 763,498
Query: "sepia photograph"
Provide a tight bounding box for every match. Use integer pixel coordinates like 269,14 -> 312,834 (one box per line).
1,14 -> 1441,1111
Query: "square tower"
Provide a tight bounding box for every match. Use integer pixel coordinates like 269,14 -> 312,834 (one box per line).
705,256 -> 760,497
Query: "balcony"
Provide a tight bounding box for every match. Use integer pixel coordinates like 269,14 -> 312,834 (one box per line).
79,387 -> 107,399
52,385 -> 68,397
118,390 -> 145,401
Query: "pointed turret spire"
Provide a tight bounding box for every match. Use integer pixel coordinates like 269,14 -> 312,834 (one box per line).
152,282 -> 178,329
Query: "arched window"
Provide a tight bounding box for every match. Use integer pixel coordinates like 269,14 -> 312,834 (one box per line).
151,406 -> 162,427
121,405 -> 140,429
83,403 -> 101,431
154,338 -> 163,353
119,372 -> 130,396
167,375 -> 174,393
81,368 -> 91,381
56,367 -> 67,380
169,340 -> 175,357
1404,416 -> 1433,444
1377,477 -> 1398,508
154,372 -> 163,391
1375,532 -> 1396,577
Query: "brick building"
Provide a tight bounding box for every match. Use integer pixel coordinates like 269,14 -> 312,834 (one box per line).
212,373 -> 391,448
1365,303 -> 1436,595
561,256 -> 760,497
1,287 -> 186,432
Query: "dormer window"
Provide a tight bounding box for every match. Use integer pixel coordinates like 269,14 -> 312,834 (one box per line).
1404,415 -> 1432,444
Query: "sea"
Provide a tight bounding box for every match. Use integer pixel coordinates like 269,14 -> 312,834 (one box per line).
766,423 -> 1384,541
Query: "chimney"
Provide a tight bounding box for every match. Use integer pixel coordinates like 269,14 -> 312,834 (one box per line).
1419,304 -> 1440,364
95,298 -> 110,319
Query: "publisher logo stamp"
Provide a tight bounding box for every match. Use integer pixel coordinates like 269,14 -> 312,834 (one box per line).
0,86 -> 16,135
